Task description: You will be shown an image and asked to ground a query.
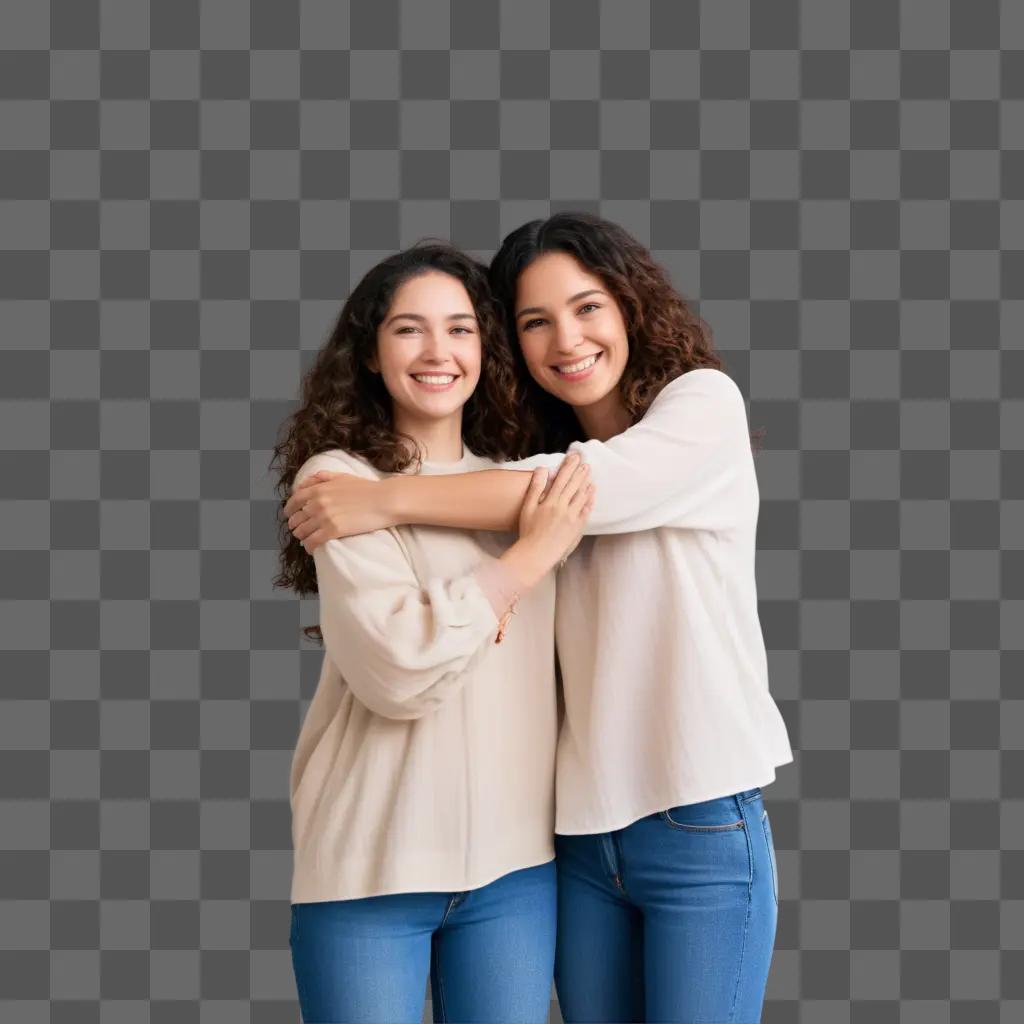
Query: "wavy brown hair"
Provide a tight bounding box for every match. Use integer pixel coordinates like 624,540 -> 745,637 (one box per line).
488,211 -> 764,453
270,242 -> 528,641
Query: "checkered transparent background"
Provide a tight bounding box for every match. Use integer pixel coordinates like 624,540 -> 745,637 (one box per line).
2,1 -> 1023,1021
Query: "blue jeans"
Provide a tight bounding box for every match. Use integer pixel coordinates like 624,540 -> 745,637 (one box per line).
289,859 -> 557,1023
554,787 -> 779,1023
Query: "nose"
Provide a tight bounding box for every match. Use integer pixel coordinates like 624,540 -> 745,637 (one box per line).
551,316 -> 584,355
418,330 -> 453,366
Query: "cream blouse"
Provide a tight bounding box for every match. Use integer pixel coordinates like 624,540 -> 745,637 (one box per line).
288,448 -> 558,903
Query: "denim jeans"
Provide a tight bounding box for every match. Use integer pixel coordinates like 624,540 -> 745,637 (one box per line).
289,859 -> 557,1023
553,787 -> 779,1023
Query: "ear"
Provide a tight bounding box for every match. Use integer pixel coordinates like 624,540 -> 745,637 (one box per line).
366,350 -> 379,373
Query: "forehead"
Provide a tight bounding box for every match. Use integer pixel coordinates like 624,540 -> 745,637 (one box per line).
516,251 -> 602,300
389,270 -> 474,310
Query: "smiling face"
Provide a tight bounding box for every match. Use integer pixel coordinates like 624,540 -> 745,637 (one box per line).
514,251 -> 630,409
371,270 -> 482,434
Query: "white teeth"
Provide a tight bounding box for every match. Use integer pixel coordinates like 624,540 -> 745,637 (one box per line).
556,354 -> 599,375
412,374 -> 456,385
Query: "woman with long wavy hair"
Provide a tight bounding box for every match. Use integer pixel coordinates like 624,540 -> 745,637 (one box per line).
284,214 -> 795,1022
271,242 -> 592,1024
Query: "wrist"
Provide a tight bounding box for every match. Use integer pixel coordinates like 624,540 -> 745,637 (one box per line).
473,556 -> 526,622
500,537 -> 554,590
378,477 -> 406,528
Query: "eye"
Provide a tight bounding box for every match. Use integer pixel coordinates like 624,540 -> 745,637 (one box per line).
396,326 -> 419,334
450,326 -> 474,335
578,302 -> 600,315
521,318 -> 545,331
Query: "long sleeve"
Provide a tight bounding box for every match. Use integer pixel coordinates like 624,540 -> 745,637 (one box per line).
311,531 -> 500,720
294,450 -> 500,720
507,368 -> 756,535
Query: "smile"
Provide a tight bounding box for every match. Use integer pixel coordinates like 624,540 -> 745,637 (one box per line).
553,352 -> 602,379
410,373 -> 459,390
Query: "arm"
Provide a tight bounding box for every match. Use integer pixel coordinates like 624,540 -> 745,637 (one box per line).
381,468 -> 534,533
294,452 -> 590,718
312,529 -> 502,721
295,452 -> 502,719
382,369 -> 754,535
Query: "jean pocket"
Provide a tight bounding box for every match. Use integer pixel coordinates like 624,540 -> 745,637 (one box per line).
761,809 -> 779,905
659,794 -> 746,832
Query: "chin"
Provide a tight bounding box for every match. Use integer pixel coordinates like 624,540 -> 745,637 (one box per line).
413,401 -> 462,420
406,393 -> 467,418
550,374 -> 612,405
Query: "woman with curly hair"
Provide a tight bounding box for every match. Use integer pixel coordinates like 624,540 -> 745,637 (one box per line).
285,214 -> 794,1022
271,242 -> 593,1024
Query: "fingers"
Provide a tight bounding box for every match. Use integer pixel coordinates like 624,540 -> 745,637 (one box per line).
284,471 -> 333,515
559,462 -> 590,507
287,495 -> 323,538
569,482 -> 596,513
544,453 -> 581,500
290,516 -> 316,543
286,502 -> 316,531
284,487 -> 311,517
569,462 -> 590,500
547,454 -> 589,503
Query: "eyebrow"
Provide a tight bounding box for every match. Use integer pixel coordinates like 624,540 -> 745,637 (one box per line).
515,289 -> 607,321
383,312 -> 478,327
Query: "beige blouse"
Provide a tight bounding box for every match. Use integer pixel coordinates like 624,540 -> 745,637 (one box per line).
288,447 -> 558,904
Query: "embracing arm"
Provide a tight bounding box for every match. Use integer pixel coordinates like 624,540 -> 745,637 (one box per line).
379,466 -> 535,533
293,453 -> 586,715
378,369 -> 755,535
530,368 -> 756,533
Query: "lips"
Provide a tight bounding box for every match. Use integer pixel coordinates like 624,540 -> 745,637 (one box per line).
409,372 -> 461,392
552,352 -> 602,379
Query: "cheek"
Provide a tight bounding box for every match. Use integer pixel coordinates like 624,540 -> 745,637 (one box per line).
376,355 -> 402,389
380,365 -> 410,402
517,333 -> 549,376
375,339 -> 408,381
462,341 -> 482,381
602,320 -> 629,362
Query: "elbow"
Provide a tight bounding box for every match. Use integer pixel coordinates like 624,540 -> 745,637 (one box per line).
326,630 -> 484,721
346,662 -> 463,721
347,676 -> 439,721
362,697 -> 435,722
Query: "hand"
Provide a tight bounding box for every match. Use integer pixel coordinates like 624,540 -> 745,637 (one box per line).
516,454 -> 595,572
284,470 -> 389,554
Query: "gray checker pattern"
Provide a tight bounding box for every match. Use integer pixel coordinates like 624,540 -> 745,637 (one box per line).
1,1 -> 1023,1022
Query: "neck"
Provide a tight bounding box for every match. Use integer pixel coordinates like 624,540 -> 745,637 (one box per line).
392,409 -> 465,463
574,389 -> 632,441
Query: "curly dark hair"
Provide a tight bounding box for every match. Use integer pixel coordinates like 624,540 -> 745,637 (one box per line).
270,242 -> 529,640
488,211 -> 763,453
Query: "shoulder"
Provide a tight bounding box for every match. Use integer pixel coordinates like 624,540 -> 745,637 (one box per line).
661,367 -> 742,399
647,368 -> 746,416
293,448 -> 382,490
